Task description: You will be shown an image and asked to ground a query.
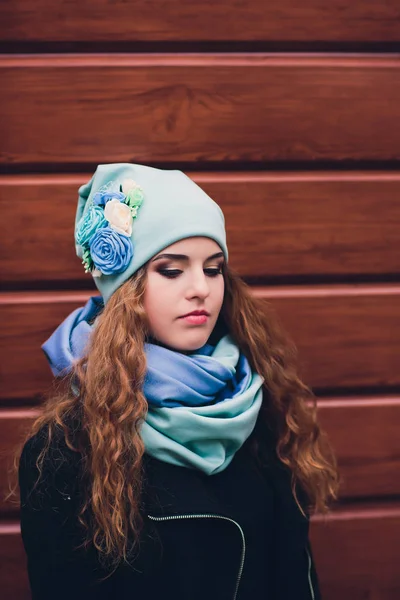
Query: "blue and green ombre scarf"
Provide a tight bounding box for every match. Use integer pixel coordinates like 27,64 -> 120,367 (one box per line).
42,297 -> 264,475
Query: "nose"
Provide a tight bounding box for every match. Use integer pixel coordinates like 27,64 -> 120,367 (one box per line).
186,269 -> 211,300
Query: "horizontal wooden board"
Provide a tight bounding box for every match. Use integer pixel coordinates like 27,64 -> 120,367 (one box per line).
2,172 -> 400,283
2,398 -> 400,515
2,55 -> 400,165
1,504 -> 400,600
1,286 -> 399,400
261,285 -> 400,389
1,1 -> 399,42
310,504 -> 400,600
0,524 -> 30,600
316,398 -> 400,498
0,410 -> 38,515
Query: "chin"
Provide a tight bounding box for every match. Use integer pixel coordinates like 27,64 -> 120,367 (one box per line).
166,331 -> 211,353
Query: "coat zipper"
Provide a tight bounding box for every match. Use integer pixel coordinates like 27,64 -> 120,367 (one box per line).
306,547 -> 315,600
148,513 -> 246,600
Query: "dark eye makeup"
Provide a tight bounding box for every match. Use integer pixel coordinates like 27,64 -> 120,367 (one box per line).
156,266 -> 223,279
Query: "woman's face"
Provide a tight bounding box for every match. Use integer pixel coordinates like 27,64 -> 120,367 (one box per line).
144,237 -> 225,352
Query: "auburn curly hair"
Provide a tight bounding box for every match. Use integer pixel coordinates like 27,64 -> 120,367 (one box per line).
14,263 -> 339,568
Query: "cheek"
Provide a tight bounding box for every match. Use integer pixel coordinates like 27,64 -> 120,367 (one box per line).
144,277 -> 174,318
144,290 -> 167,336
214,279 -> 225,308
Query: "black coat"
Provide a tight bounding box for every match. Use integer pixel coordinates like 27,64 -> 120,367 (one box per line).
19,425 -> 321,600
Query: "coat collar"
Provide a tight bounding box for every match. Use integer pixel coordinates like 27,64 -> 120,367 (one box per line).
142,452 -> 233,519
142,441 -> 310,526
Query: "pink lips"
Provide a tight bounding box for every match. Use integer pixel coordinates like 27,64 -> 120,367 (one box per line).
182,314 -> 208,325
179,310 -> 209,325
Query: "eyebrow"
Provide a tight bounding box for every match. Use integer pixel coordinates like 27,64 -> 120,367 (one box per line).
152,252 -> 225,263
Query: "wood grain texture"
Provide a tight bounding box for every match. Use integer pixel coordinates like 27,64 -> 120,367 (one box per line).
2,172 -> 400,283
1,285 -> 399,398
1,504 -> 400,600
1,1 -> 399,42
2,398 -> 400,515
2,55 -> 400,166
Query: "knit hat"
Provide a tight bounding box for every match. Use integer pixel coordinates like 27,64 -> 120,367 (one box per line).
75,163 -> 228,304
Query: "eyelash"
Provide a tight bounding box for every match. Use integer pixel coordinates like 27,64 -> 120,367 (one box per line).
157,267 -> 223,279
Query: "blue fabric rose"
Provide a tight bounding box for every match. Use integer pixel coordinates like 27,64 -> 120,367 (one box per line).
75,206 -> 107,246
93,191 -> 126,206
89,226 -> 133,275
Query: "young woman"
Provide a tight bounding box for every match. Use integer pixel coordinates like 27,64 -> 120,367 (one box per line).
18,163 -> 339,600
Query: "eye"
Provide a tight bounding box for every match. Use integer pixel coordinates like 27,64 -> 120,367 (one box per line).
157,265 -> 223,279
157,269 -> 182,279
204,267 -> 223,277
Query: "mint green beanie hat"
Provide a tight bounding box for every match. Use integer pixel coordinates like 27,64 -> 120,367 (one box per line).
75,163 -> 228,304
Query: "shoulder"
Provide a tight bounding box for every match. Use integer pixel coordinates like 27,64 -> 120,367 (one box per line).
19,422 -> 84,509
19,421 -> 82,474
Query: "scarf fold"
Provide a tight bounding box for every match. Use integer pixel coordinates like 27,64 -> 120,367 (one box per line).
42,297 -> 264,475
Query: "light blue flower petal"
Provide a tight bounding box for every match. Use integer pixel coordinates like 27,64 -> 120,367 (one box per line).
89,226 -> 133,275
75,206 -> 107,246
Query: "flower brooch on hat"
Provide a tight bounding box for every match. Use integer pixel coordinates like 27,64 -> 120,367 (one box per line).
75,179 -> 144,277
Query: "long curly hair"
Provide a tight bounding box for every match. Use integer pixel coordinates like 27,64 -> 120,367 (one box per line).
16,263 -> 339,568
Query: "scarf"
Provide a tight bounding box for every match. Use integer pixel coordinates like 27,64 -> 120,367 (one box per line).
42,297 -> 264,475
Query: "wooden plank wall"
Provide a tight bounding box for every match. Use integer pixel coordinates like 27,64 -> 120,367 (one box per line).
1,2 -> 399,598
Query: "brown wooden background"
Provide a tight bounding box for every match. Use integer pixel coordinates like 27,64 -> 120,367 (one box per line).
1,2 -> 399,598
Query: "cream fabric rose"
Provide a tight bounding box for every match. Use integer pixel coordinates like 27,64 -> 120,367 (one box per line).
122,178 -> 139,194
104,199 -> 133,236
